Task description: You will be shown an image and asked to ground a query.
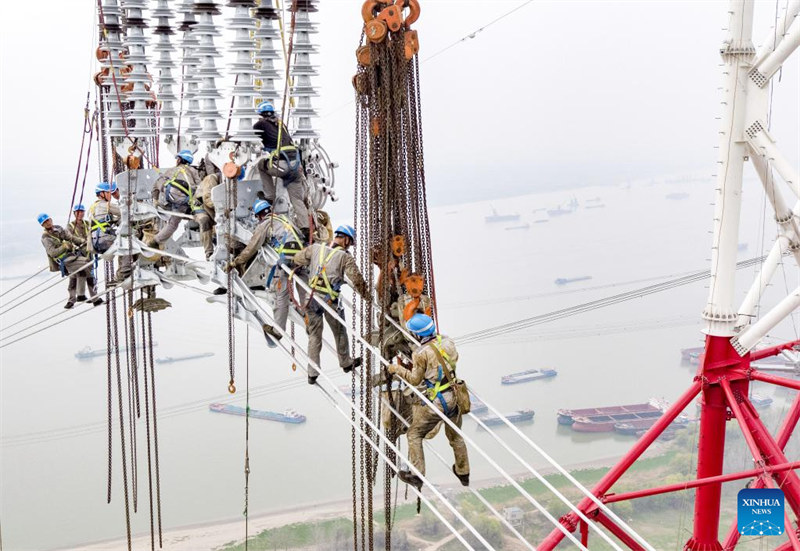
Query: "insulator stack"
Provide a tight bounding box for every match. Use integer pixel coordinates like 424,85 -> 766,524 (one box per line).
226,1 -> 261,143
120,0 -> 155,139
252,5 -> 282,106
178,1 -> 202,137
151,0 -> 179,136
192,1 -> 224,142
99,0 -> 128,138
290,0 -> 320,141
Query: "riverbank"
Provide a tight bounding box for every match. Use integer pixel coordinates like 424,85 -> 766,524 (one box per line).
65,446 -> 669,551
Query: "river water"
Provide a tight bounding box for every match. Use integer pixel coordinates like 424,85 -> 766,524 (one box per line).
2,176 -> 798,550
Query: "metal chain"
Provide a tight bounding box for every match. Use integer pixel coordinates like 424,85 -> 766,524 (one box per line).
226,177 -> 237,393
139,294 -> 156,551
121,290 -> 137,513
147,311 -> 163,547
105,261 -> 113,504
244,326 -> 251,550
110,276 -> 132,551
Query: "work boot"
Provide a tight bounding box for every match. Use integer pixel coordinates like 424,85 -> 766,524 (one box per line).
64,300 -> 75,309
307,375 -> 318,385
452,465 -> 469,487
76,295 -> 87,302
92,298 -> 104,306
212,287 -> 227,295
398,470 -> 423,491
262,324 -> 282,341
342,357 -> 362,374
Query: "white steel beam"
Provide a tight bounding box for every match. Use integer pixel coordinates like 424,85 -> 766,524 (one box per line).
751,16 -> 800,84
748,125 -> 800,199
732,286 -> 800,353
703,0 -> 755,336
753,0 -> 800,66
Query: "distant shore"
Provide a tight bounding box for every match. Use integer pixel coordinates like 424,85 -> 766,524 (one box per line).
64,446 -> 666,551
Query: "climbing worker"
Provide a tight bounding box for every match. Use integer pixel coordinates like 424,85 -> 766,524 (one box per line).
292,224 -> 369,385
66,204 -> 102,305
150,149 -> 202,247
194,171 -> 221,260
89,181 -> 120,254
229,199 -> 304,332
387,313 -> 470,489
39,213 -> 93,309
253,101 -> 311,241
90,181 -> 133,284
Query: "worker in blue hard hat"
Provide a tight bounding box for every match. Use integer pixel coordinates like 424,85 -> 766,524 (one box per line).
292,224 -> 370,384
66,204 -> 102,305
253,101 -> 310,241
39,213 -> 96,309
89,181 -> 120,255
387,313 -> 470,489
149,149 -> 202,248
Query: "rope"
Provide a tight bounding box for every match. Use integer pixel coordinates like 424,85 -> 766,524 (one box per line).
244,325 -> 251,550
66,93 -> 93,226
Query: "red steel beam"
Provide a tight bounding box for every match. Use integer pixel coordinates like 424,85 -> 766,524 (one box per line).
721,393 -> 800,550
536,380 -> 702,551
601,461 -> 800,504
750,370 -> 800,392
593,511 -> 647,551
750,339 -> 800,362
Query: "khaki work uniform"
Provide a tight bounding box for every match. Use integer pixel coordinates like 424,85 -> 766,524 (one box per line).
393,335 -> 469,478
41,225 -> 88,302
89,198 -> 130,282
66,219 -> 99,299
235,213 -> 303,329
152,164 -> 202,244
293,243 -> 368,377
256,157 -> 310,231
194,173 -> 220,259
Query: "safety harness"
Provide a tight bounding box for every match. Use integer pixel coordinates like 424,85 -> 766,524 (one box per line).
89,201 -> 113,234
423,335 -> 457,416
308,245 -> 343,300
44,231 -> 74,276
163,166 -> 201,212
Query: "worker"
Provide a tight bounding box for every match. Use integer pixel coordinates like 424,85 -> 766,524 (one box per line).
39,213 -> 93,309
150,149 -> 201,247
110,181 -> 120,201
194,172 -> 220,260
90,181 -> 133,284
229,199 -> 303,332
89,181 -> 120,254
292,224 -> 369,384
66,204 -> 102,305
387,313 -> 470,489
253,101 -> 310,241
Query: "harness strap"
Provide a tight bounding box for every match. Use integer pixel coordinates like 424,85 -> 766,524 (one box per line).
308,245 -> 342,300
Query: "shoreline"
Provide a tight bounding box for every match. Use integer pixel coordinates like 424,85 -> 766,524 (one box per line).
63,447 -> 666,551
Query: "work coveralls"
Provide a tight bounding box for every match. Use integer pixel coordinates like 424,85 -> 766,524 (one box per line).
292,243 -> 369,378
41,225 -> 88,303
152,164 -> 202,244
66,219 -> 100,299
253,117 -> 309,232
392,335 -> 470,478
194,173 -> 220,259
234,213 -> 303,330
90,198 -> 130,282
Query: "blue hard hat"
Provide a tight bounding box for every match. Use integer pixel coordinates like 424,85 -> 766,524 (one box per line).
253,199 -> 271,215
95,181 -> 112,194
334,225 -> 356,242
239,166 -> 246,181
73,204 -> 86,212
37,213 -> 51,225
407,313 -> 436,338
177,149 -> 194,164
110,181 -> 118,193
257,101 -> 275,114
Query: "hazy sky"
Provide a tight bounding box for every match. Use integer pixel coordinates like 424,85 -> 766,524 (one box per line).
1,0 -> 798,231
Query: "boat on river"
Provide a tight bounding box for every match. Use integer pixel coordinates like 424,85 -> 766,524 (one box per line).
477,409 -> 535,427
155,352 -> 214,364
209,403 -> 306,424
558,399 -> 666,426
501,368 -> 558,385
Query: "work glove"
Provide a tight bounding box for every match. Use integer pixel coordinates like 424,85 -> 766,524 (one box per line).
387,364 -> 400,375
